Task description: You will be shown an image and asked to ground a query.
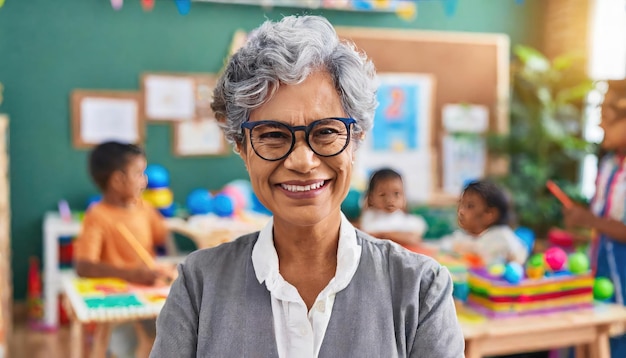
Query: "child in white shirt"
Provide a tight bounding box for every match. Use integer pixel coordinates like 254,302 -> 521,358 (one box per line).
360,168 -> 427,247
439,180 -> 528,266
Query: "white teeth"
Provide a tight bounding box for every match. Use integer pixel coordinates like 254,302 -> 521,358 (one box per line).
281,181 -> 325,192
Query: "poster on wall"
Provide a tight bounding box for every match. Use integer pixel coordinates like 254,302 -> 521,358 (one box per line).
354,73 -> 435,203
442,134 -> 486,196
441,103 -> 489,196
173,118 -> 229,157
142,73 -> 217,122
70,90 -> 144,149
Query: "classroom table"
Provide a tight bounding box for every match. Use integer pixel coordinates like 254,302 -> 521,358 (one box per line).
458,302 -> 626,358
63,267 -> 626,358
60,259 -> 181,358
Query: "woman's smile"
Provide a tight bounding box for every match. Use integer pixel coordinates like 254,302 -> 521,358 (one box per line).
277,179 -> 330,199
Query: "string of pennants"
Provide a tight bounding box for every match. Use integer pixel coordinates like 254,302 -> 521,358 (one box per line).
0,0 -> 526,19
108,0 -> 526,18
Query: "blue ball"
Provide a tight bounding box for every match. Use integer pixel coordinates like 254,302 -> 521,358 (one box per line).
514,226 -> 535,253
503,262 -> 524,284
213,194 -> 234,217
159,203 -> 177,218
251,193 -> 271,215
186,189 -> 213,215
145,164 -> 169,189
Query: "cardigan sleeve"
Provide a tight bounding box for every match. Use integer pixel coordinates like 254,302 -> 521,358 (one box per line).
411,265 -> 465,357
150,262 -> 199,358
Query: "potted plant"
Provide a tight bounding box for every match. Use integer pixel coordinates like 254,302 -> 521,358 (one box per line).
488,45 -> 596,237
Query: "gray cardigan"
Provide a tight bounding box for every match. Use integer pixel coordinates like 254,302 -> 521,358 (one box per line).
150,230 -> 464,357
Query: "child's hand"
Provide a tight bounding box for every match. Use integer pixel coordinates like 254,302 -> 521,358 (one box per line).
154,263 -> 178,286
125,267 -> 161,286
563,205 -> 596,229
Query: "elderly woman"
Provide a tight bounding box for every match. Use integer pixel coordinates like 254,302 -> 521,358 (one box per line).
151,15 -> 464,358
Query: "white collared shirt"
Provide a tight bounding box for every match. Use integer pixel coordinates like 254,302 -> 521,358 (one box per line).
251,213 -> 362,358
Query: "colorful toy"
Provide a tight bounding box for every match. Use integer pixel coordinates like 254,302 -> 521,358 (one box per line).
546,180 -> 574,208
593,277 -> 615,301
187,189 -> 213,215
528,253 -> 544,268
224,180 -> 254,208
526,253 -> 546,279
143,187 -> 174,208
463,253 -> 485,269
547,228 -> 574,249
526,266 -> 544,279
251,192 -> 271,215
488,264 -> 505,277
503,262 -> 523,284
212,194 -> 235,217
544,247 -> 567,271
27,257 -> 43,324
568,252 -> 590,274
514,226 -> 535,253
220,185 -> 247,213
158,203 -> 177,218
467,269 -> 594,318
145,164 -> 169,189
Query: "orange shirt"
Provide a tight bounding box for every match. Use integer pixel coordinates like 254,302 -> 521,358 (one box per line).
74,200 -> 167,269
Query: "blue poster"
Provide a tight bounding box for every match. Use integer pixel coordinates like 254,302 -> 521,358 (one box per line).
373,83 -> 420,151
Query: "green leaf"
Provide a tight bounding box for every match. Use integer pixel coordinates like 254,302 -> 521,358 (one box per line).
555,81 -> 595,104
514,45 -> 550,72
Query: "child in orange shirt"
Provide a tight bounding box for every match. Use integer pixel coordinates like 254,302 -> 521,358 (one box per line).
74,141 -> 169,357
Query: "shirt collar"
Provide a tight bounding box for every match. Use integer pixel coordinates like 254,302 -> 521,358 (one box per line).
252,213 -> 361,289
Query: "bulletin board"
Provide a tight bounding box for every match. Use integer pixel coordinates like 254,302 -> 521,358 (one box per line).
141,73 -> 217,122
336,27 -> 510,205
141,72 -> 230,157
70,90 -> 144,149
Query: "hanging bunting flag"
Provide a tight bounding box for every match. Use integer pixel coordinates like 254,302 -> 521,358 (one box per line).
442,0 -> 458,17
111,0 -> 123,11
141,0 -> 155,11
175,0 -> 191,15
0,0 -> 5,9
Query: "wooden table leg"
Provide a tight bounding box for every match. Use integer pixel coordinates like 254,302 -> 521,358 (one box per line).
574,344 -> 589,358
465,339 -> 482,358
134,322 -> 155,358
589,325 -> 611,358
69,319 -> 84,358
89,323 -> 112,358
63,294 -> 84,358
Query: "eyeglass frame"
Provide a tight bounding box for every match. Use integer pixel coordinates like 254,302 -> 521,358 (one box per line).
240,117 -> 357,161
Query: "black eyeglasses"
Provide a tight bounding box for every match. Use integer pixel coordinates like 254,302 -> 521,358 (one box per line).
240,117 -> 356,161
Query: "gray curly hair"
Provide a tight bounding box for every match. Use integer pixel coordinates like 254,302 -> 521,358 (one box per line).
211,15 -> 378,146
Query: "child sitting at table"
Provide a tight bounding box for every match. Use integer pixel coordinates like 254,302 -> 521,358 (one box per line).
359,168 -> 428,247
74,141 -> 169,358
439,179 -> 528,266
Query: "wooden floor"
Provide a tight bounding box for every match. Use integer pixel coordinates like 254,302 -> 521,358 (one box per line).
9,321 -> 71,358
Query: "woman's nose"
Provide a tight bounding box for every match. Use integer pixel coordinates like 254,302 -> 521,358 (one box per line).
283,134 -> 320,173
